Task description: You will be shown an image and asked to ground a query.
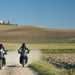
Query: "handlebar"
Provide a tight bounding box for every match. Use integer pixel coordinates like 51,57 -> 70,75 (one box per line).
18,50 -> 30,54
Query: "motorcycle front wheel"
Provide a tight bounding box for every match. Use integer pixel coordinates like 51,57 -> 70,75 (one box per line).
0,59 -> 3,69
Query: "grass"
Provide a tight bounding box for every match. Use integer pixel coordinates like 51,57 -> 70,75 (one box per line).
3,43 -> 50,51
25,43 -> 75,49
4,42 -> 20,51
0,24 -> 16,30
29,61 -> 69,75
41,48 -> 75,54
2,43 -> 75,50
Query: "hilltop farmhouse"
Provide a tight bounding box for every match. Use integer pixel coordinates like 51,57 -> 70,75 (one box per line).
0,20 -> 4,24
0,20 -> 10,24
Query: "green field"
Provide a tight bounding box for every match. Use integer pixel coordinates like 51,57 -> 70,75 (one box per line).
41,48 -> 75,54
3,42 -> 75,51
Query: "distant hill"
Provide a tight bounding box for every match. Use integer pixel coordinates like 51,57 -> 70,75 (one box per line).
0,25 -> 75,43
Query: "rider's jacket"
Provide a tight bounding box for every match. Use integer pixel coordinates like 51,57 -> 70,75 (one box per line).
0,44 -> 6,57
0,49 -> 5,58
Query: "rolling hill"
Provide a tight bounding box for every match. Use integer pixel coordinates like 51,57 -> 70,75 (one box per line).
0,25 -> 75,43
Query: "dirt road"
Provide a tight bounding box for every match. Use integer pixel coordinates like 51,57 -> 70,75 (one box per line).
0,50 -> 41,75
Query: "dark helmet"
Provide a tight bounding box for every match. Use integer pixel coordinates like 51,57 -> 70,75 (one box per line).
21,42 -> 26,49
22,42 -> 26,47
22,42 -> 25,46
0,43 -> 3,49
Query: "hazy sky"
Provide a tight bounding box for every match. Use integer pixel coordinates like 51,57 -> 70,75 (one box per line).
0,0 -> 75,29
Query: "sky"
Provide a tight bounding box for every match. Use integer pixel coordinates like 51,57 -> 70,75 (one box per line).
0,0 -> 75,29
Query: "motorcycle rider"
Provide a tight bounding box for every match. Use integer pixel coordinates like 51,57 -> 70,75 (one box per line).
0,43 -> 7,66
18,42 -> 30,64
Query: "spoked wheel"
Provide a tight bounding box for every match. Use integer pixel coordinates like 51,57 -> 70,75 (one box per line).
22,59 -> 25,67
0,59 -> 2,70
22,64 -> 24,67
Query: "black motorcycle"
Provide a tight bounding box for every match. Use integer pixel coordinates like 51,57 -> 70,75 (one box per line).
18,50 -> 29,67
0,49 -> 7,69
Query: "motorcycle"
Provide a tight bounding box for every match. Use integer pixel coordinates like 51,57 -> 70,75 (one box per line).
0,49 -> 7,69
18,49 -> 29,67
